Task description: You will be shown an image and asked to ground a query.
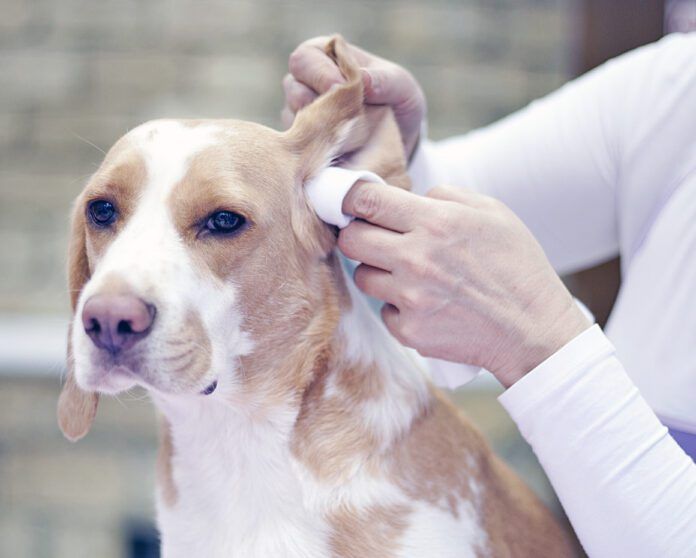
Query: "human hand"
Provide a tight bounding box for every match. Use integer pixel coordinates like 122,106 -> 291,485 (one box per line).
338,182 -> 591,388
283,36 -> 426,159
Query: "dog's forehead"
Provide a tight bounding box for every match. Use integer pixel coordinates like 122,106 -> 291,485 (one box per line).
103,119 -> 287,198
125,120 -> 222,188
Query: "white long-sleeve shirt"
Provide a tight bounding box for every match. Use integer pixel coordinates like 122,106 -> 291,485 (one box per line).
410,33 -> 696,557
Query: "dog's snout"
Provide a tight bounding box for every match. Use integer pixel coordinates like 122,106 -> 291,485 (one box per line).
82,294 -> 156,354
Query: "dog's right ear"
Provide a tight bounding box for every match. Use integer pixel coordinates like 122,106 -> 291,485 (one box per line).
57,199 -> 99,442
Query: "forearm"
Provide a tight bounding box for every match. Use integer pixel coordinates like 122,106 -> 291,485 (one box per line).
499,326 -> 696,558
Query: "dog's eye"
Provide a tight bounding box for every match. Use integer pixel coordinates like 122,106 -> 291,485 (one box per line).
88,200 -> 117,227
205,211 -> 246,235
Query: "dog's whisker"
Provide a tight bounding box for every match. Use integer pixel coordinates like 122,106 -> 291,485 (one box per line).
122,388 -> 151,403
70,131 -> 107,156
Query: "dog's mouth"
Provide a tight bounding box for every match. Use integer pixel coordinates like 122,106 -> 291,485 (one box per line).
83,352 -> 219,397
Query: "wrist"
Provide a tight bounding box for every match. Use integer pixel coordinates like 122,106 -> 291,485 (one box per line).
493,299 -> 592,388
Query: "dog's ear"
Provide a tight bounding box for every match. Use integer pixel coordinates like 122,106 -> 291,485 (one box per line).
285,34 -> 412,191
57,199 -> 99,442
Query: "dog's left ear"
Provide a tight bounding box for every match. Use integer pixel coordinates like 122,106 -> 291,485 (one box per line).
285,34 -> 412,192
57,199 -> 99,442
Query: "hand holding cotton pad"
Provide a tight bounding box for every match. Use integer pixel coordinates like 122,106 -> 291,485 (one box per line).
305,166 -> 483,389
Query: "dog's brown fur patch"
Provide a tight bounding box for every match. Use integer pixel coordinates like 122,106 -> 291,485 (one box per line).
329,503 -> 411,558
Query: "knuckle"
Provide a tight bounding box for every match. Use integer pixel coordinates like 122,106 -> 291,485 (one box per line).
426,186 -> 442,199
353,186 -> 381,221
427,207 -> 455,237
426,185 -> 454,199
401,253 -> 427,277
399,287 -> 424,312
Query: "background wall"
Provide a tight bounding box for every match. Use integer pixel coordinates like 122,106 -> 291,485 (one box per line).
0,0 -> 571,314
1,1 -> 584,557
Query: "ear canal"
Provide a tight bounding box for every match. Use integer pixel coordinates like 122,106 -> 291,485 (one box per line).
285,34 -> 412,191
57,201 -> 99,442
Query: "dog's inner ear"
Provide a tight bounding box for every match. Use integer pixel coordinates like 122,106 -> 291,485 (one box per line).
285,35 -> 412,192
57,198 -> 99,442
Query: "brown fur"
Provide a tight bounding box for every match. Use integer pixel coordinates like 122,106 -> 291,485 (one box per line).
329,504 -> 411,558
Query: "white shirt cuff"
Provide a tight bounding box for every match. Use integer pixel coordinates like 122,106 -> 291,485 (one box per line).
499,324 -> 611,417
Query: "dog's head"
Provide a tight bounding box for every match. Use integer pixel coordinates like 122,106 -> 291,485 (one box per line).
58,36 -> 410,441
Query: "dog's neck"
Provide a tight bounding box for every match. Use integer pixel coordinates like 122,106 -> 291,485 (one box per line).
151,261 -> 430,554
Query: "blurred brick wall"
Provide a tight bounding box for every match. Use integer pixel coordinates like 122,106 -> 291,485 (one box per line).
1,377 -> 159,558
0,0 -> 571,314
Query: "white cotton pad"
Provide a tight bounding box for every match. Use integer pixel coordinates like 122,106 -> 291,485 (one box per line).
305,167 -> 386,228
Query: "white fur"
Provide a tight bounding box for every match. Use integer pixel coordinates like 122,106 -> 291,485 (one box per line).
155,396 -> 331,558
396,500 -> 489,558
334,270 -> 431,450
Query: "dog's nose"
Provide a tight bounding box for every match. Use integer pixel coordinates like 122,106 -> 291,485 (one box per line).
82,294 -> 156,354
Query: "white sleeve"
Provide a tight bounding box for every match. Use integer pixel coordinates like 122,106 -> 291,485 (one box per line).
499,325 -> 696,558
409,34 -> 695,275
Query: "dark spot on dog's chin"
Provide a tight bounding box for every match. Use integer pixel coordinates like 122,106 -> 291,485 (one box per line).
201,380 -> 217,395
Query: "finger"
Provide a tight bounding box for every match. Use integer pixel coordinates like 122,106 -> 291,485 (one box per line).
353,264 -> 398,304
288,42 -> 345,95
342,181 -> 428,233
380,303 -> 405,343
360,65 -> 425,153
281,106 -> 295,130
337,220 -> 402,271
282,74 -> 318,113
361,66 -> 414,105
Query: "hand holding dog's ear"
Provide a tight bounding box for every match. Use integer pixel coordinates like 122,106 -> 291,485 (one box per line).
283,36 -> 426,159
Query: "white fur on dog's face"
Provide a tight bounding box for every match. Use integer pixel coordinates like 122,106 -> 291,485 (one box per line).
71,120 -> 294,398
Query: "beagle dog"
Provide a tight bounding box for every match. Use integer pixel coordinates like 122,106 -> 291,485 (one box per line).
58,36 -> 576,558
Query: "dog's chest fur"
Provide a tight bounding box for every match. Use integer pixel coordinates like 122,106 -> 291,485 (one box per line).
155,401 -> 330,557
154,282 -> 489,558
